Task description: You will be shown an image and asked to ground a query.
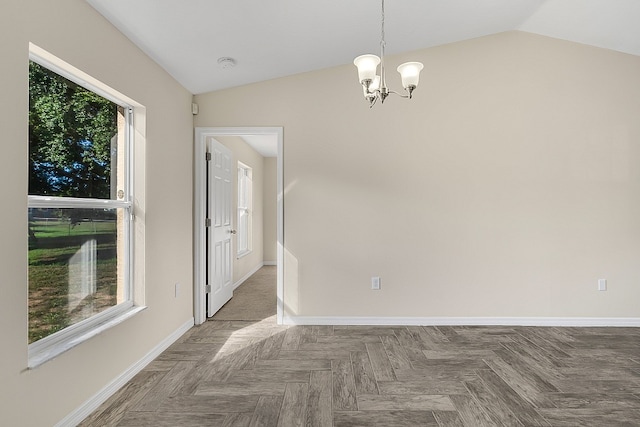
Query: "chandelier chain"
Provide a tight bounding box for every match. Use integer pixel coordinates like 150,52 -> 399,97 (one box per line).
381,0 -> 385,48
380,0 -> 387,88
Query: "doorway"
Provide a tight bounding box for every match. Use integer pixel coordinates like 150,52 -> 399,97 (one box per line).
194,127 -> 283,325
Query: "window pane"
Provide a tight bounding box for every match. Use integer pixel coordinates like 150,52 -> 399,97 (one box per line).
28,207 -> 127,343
237,164 -> 252,256
29,61 -> 126,199
239,211 -> 249,253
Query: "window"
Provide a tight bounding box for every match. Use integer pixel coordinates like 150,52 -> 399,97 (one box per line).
237,163 -> 252,257
28,51 -> 138,365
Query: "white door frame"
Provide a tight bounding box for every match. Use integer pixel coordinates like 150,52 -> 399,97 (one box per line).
194,127 -> 284,325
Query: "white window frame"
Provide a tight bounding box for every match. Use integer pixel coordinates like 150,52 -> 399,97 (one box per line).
237,162 -> 253,258
27,48 -> 144,368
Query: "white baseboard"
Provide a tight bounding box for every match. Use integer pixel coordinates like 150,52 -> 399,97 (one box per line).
56,318 -> 194,427
263,260 -> 276,266
283,316 -> 640,327
232,262 -> 264,290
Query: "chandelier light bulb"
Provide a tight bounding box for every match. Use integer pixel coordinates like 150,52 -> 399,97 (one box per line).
369,75 -> 381,91
397,62 -> 424,89
353,54 -> 380,84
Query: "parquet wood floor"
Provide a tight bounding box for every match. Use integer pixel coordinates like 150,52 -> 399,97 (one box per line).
81,271 -> 640,426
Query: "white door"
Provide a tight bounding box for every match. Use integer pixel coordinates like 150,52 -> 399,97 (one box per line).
206,137 -> 234,316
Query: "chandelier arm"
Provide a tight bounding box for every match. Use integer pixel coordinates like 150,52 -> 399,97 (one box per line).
387,90 -> 410,99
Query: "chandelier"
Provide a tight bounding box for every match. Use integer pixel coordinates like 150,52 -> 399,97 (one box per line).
353,0 -> 424,107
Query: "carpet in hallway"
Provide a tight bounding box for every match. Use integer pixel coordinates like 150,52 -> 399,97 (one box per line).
211,265 -> 276,321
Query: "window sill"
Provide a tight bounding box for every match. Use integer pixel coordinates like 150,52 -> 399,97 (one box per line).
28,305 -> 147,369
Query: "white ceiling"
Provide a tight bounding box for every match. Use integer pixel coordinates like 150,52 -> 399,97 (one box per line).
241,135 -> 278,158
86,0 -> 640,95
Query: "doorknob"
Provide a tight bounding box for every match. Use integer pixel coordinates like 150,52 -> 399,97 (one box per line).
229,229 -> 237,234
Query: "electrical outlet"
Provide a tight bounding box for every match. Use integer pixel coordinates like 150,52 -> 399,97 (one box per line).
371,276 -> 381,290
175,283 -> 181,297
598,279 -> 606,291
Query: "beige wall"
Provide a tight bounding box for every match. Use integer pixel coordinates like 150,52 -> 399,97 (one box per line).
0,0 -> 194,425
263,157 -> 278,263
195,31 -> 640,320
214,136 -> 265,283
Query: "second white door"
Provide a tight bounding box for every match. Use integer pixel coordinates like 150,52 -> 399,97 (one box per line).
206,137 -> 234,316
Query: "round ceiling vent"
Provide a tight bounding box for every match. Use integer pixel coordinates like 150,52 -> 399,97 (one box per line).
217,57 -> 236,69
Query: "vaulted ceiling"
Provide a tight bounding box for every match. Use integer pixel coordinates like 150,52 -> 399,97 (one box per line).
87,0 -> 640,95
